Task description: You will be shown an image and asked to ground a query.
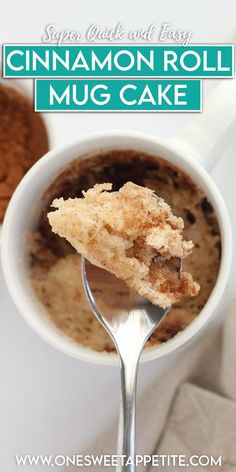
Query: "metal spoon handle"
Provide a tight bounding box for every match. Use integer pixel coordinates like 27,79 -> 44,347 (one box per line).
81,257 -> 171,470
117,355 -> 139,472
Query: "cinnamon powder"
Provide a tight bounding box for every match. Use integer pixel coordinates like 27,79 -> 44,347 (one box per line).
0,83 -> 49,222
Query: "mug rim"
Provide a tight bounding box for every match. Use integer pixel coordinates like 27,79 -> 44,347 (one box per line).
1,129 -> 232,365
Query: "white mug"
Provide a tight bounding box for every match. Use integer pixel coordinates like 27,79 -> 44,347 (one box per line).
1,79 -> 235,366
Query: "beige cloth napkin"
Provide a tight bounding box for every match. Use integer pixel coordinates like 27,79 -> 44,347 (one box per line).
72,304 -> 236,471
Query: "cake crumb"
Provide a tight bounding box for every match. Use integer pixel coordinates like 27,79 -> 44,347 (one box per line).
48,182 -> 200,308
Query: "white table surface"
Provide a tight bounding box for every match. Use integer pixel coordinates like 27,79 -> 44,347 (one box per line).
1,1 -> 236,470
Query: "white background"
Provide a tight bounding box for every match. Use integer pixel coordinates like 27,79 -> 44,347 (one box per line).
1,1 -> 236,470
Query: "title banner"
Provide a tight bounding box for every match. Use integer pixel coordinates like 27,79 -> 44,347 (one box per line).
3,45 -> 234,77
2,44 -> 234,112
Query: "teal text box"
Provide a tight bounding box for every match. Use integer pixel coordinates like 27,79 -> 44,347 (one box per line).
35,79 -> 202,112
4,45 -> 234,77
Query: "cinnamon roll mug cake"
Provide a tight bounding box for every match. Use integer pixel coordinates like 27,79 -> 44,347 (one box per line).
48,181 -> 200,309
29,149 -> 220,353
1,132 -> 231,364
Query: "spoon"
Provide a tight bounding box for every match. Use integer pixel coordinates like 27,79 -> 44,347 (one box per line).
82,255 -> 181,472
